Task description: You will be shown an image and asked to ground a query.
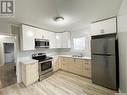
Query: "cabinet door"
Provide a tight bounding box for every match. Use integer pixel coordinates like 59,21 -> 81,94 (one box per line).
22,62 -> 39,86
82,60 -> 91,78
69,58 -> 82,75
91,18 -> 116,36
56,32 -> 71,48
52,57 -> 59,72
62,32 -> 71,48
21,25 -> 35,50
45,31 -> 56,48
60,57 -> 70,71
42,30 -> 49,39
56,33 -> 63,48
34,28 -> 44,39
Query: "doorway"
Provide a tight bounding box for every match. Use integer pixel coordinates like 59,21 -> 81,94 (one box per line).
0,35 -> 17,89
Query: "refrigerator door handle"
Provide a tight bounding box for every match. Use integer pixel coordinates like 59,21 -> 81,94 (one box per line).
92,54 -> 113,56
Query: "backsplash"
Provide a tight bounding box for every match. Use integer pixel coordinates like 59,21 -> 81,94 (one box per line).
18,49 -> 60,60
58,49 -> 91,58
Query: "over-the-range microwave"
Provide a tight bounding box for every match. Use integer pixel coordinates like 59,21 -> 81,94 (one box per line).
35,38 -> 49,48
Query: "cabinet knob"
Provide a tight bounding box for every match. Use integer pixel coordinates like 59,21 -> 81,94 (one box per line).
100,29 -> 104,33
74,58 -> 76,62
85,68 -> 89,70
85,62 -> 88,64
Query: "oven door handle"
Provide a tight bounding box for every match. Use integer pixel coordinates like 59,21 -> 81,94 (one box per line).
39,59 -> 52,64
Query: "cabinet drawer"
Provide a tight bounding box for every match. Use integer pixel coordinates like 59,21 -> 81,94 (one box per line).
26,63 -> 38,71
60,57 -> 72,62
73,58 -> 83,63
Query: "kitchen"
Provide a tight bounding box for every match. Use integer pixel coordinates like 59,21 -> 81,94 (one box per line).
0,0 -> 127,95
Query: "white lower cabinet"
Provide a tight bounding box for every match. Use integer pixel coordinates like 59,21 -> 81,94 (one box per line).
20,60 -> 39,86
59,57 -> 91,78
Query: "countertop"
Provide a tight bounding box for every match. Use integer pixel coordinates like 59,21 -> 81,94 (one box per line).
51,55 -> 91,60
19,59 -> 38,65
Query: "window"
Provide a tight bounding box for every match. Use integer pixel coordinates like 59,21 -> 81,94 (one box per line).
73,37 -> 86,50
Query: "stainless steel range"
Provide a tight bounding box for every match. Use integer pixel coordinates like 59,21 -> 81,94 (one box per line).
32,53 -> 53,81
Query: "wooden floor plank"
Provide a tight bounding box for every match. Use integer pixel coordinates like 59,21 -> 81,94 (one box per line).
0,70 -> 116,95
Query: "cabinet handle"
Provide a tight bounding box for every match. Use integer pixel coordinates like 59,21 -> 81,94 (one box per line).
85,68 -> 89,70
74,59 -> 76,62
100,29 -> 104,33
86,62 -> 89,64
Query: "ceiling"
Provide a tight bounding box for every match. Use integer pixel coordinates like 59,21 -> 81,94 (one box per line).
0,0 -> 123,32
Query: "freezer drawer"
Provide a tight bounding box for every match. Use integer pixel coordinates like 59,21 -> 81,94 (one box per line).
91,55 -> 117,90
91,37 -> 116,55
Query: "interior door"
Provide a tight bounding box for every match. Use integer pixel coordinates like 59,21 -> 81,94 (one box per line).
92,55 -> 117,90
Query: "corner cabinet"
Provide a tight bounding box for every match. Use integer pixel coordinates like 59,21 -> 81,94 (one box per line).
91,17 -> 116,36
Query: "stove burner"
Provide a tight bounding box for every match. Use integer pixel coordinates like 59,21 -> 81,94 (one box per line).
32,53 -> 52,62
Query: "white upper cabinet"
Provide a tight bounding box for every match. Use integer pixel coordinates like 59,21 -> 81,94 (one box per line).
91,18 -> 116,36
21,25 -> 35,51
34,28 -> 44,39
43,30 -> 56,48
62,32 -> 71,48
56,32 -> 71,48
56,33 -> 63,48
21,24 -> 71,50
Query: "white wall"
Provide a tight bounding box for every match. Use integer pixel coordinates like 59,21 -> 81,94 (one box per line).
59,25 -> 91,57
0,21 -> 11,35
118,0 -> 127,92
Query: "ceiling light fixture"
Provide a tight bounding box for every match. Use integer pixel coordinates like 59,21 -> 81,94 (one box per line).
54,17 -> 64,22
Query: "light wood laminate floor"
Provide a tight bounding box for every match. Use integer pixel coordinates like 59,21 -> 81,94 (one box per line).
0,71 -> 116,95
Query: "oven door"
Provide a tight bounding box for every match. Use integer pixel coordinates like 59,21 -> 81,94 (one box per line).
39,60 -> 52,75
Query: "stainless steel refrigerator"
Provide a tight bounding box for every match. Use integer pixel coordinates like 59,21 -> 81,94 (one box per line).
91,34 -> 119,90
